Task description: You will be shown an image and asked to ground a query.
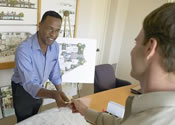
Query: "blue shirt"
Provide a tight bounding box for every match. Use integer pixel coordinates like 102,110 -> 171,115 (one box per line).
11,32 -> 62,98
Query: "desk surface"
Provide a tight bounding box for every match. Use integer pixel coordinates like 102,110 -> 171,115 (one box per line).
79,84 -> 137,112
16,84 -> 138,125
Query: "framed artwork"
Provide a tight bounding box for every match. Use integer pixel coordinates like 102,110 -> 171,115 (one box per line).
0,85 -> 15,118
0,26 -> 37,63
41,0 -> 79,37
0,0 -> 41,70
0,0 -> 38,25
0,99 -> 3,119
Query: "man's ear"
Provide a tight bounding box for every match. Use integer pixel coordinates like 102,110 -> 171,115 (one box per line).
38,22 -> 42,29
144,38 -> 158,60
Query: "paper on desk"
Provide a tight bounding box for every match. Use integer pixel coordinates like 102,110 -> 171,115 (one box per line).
107,101 -> 125,118
16,107 -> 89,125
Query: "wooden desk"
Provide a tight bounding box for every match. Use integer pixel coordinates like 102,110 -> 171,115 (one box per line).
15,84 -> 138,125
79,84 -> 137,112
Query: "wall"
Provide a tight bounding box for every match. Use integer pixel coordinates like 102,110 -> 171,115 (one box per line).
116,0 -> 167,84
102,0 -> 130,64
76,0 -> 111,64
0,69 -> 13,86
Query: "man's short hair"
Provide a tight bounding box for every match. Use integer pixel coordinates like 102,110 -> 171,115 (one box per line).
40,10 -> 62,23
143,3 -> 175,72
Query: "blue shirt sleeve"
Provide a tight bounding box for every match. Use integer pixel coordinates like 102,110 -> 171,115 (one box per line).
49,43 -> 62,86
15,46 -> 42,99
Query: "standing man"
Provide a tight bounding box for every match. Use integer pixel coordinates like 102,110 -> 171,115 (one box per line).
11,11 -> 69,122
70,3 -> 175,125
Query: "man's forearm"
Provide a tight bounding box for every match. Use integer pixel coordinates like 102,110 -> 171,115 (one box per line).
36,88 -> 56,99
55,84 -> 62,91
36,84 -> 62,98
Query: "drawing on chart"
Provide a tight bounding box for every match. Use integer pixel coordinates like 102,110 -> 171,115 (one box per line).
57,38 -> 96,83
59,43 -> 86,75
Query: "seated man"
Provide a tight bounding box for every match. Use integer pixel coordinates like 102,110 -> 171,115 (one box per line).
70,3 -> 175,125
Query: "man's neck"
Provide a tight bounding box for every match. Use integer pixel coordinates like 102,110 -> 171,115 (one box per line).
41,46 -> 48,55
37,34 -> 48,54
142,62 -> 175,93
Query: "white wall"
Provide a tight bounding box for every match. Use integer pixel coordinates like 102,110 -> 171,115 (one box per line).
76,0 -> 111,64
102,0 -> 130,64
116,0 -> 167,84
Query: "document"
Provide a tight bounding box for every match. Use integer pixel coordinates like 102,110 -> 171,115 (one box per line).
16,107 -> 89,125
106,101 -> 125,118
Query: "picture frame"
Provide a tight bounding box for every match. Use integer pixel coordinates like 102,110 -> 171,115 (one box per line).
0,85 -> 15,118
1,96 -> 15,117
0,0 -> 38,25
0,98 -> 3,119
0,0 -> 41,70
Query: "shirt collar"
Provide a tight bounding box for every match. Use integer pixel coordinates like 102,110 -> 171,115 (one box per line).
131,91 -> 175,114
32,32 -> 41,50
32,32 -> 52,51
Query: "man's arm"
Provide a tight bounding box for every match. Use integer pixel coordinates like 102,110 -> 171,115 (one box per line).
36,87 -> 67,107
55,84 -> 70,102
14,45 -> 42,98
36,84 -> 69,107
70,100 -> 121,125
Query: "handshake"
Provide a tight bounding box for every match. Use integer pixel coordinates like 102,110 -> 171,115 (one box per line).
67,99 -> 88,116
53,90 -> 88,116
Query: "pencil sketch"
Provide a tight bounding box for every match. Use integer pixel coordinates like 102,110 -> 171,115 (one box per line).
0,100 -> 3,119
0,32 -> 32,63
0,11 -> 24,20
0,0 -> 37,9
0,0 -> 38,24
1,96 -> 15,117
0,85 -> 15,117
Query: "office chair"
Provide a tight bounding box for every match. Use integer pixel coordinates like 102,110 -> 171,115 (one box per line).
94,64 -> 131,93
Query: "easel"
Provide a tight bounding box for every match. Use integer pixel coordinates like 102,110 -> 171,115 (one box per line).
62,11 -> 81,97
62,10 -> 72,37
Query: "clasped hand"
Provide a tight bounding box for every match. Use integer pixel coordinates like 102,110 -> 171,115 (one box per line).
69,99 -> 88,116
52,90 -> 88,116
53,90 -> 70,107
